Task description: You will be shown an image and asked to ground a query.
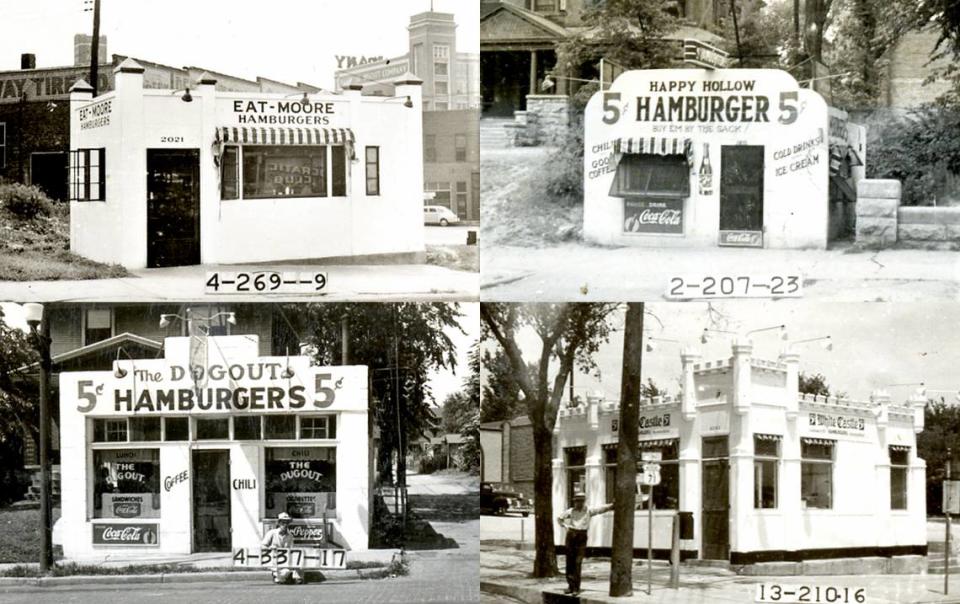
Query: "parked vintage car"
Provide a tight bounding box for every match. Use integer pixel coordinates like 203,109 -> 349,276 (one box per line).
480,482 -> 531,517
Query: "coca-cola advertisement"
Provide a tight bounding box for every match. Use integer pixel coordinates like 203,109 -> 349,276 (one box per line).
623,198 -> 683,234
92,523 -> 160,546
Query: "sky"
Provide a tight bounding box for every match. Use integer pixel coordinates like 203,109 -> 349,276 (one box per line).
0,0 -> 479,89
0,302 -> 478,404
494,301 -> 960,406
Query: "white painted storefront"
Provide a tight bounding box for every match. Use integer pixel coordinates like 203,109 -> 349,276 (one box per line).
57,335 -> 370,558
69,58 -> 424,269
553,340 -> 927,569
584,69 -> 843,250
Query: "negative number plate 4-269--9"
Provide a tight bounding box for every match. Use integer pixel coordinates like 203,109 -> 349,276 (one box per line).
666,274 -> 802,299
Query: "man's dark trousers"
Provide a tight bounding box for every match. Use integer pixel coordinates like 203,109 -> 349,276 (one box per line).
565,529 -> 588,592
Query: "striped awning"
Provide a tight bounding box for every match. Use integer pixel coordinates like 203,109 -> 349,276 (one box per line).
613,136 -> 693,163
216,126 -> 355,145
801,437 -> 835,446
754,433 -> 782,442
889,445 -> 911,452
638,438 -> 678,449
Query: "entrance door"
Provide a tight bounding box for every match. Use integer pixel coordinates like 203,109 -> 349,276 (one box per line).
701,437 -> 729,560
192,449 -> 231,552
147,149 -> 200,268
719,146 -> 764,246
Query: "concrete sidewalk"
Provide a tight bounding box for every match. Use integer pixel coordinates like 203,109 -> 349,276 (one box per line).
481,544 -> 960,604
481,243 -> 960,302
0,262 -> 478,302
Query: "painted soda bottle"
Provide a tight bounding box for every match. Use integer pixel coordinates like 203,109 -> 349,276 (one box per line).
699,143 -> 713,196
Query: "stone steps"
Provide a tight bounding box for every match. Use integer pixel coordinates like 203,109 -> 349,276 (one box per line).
480,118 -> 514,149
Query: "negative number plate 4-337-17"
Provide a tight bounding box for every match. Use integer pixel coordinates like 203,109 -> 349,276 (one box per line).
756,584 -> 866,603
666,274 -> 802,299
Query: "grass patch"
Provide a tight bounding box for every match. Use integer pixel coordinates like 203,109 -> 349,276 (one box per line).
0,507 -> 62,564
0,203 -> 128,281
425,244 -> 479,272
344,560 -> 388,570
0,562 -> 252,578
360,557 -> 410,580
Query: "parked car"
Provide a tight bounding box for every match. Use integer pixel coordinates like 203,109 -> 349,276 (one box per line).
481,482 -> 531,517
424,205 -> 460,226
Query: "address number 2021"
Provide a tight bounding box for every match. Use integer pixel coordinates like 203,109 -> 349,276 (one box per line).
667,275 -> 802,299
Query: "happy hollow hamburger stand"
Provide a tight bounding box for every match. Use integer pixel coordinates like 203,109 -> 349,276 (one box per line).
55,334 -> 371,571
583,68 -> 865,250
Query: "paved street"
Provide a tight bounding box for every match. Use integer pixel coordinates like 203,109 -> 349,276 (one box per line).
481,514 -> 535,545
0,262 -> 478,302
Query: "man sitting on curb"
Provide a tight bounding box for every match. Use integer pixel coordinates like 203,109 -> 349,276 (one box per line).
261,512 -> 304,585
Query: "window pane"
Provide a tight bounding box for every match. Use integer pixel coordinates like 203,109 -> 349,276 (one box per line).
265,447 -> 337,518
234,416 -> 262,440
754,459 -> 777,508
93,418 -> 128,443
331,146 -> 346,197
221,146 -> 239,200
300,415 -> 336,440
164,417 -> 189,441
891,467 -> 908,510
801,462 -> 832,509
754,436 -> 779,457
365,146 -> 380,195
565,447 -> 586,467
890,449 -> 909,466
93,449 -> 161,519
129,417 -> 161,442
610,154 -> 690,198
434,62 -> 448,76
85,309 -> 112,345
702,437 -> 728,458
801,441 -> 833,461
242,145 -> 327,199
265,415 -> 296,440
196,418 -> 229,440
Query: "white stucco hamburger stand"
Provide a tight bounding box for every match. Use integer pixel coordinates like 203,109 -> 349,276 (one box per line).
56,335 -> 370,558
583,69 -> 865,250
68,58 -> 424,268
553,339 -> 927,573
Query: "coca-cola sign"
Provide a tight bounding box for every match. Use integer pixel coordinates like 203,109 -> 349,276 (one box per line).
623,199 -> 683,234
719,230 -> 763,248
92,523 -> 159,546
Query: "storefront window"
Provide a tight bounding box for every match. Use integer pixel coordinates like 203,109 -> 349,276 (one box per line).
890,447 -> 909,510
365,146 -> 380,195
242,145 -> 327,199
92,449 -> 160,519
265,447 -> 337,519
93,418 -> 128,443
234,415 -> 262,440
265,415 -> 296,439
603,441 -> 679,510
221,146 -> 239,200
129,417 -> 161,442
754,435 -> 780,509
610,154 -> 689,198
70,148 -> 105,201
564,447 -> 586,507
164,417 -> 189,441
300,415 -> 336,439
196,417 -> 229,440
331,146 -> 346,197
801,439 -> 834,509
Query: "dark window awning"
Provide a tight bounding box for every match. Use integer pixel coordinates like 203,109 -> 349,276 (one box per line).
216,126 -> 356,145
613,136 -> 693,164
609,153 -> 691,198
801,437 -> 836,447
755,433 -> 783,442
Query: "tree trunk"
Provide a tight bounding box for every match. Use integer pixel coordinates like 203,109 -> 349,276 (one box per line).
532,413 -> 559,577
610,303 -> 643,596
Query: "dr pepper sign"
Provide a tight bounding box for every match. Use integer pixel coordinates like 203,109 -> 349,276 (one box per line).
61,360 -> 366,416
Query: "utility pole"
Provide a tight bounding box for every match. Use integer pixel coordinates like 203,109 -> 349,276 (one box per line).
947,448 -> 952,595
24,304 -> 52,572
90,0 -> 101,96
610,303 -> 643,597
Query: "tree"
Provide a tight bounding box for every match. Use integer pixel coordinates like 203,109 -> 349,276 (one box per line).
0,309 -> 40,505
917,397 -> 960,515
481,303 -> 619,577
610,303 -> 643,596
439,340 -> 481,473
278,303 -> 463,487
798,371 -> 831,396
480,347 -> 527,423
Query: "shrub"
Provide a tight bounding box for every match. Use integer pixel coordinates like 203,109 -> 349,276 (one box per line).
0,183 -> 54,219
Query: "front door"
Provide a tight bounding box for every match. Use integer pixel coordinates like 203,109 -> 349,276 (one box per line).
701,437 -> 730,560
192,449 -> 231,552
719,145 -> 764,247
147,149 -> 200,268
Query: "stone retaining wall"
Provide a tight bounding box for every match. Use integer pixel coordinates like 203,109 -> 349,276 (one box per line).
856,179 -> 900,247
898,206 -> 960,250
856,178 -> 960,249
512,95 -> 568,146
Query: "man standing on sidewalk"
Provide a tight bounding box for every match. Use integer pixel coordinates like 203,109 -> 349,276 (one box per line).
557,490 -> 614,596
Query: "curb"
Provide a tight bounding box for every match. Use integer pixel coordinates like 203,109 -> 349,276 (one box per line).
480,580 -> 542,604
0,567 -> 388,588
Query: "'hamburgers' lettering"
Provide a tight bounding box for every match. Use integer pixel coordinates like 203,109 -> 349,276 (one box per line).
635,95 -> 770,123
113,385 -> 307,412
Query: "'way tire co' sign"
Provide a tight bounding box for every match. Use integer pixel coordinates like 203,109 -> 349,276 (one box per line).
60,354 -> 367,417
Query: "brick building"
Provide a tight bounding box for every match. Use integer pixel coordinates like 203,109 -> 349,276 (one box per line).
479,415 -> 534,501
424,108 -> 480,221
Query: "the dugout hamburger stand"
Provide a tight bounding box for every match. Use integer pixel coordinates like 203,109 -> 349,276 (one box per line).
583,69 -> 864,250
68,58 -> 424,268
56,334 -> 371,562
553,339 -> 928,573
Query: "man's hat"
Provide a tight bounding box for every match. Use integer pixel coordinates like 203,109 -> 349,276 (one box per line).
277,512 -> 292,522
572,489 -> 586,500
